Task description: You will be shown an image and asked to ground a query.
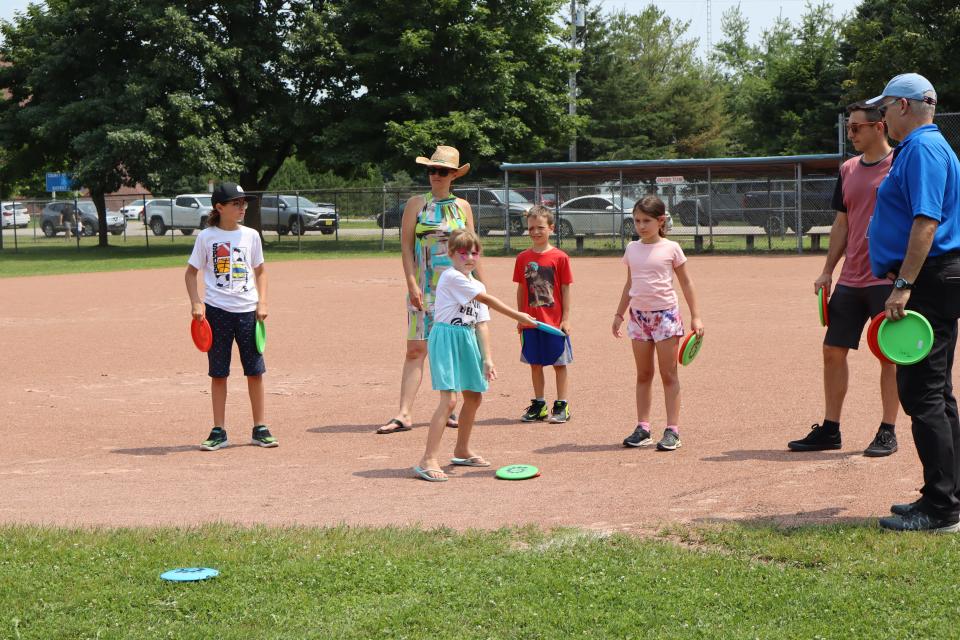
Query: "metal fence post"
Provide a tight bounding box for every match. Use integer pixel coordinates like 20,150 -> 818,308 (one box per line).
796,162 -> 803,254
503,173 -> 510,251
380,186 -> 386,252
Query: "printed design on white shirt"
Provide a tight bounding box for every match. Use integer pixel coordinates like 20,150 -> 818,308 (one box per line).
450,298 -> 483,326
212,241 -> 251,292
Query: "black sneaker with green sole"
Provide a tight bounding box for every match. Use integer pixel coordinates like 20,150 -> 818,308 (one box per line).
251,425 -> 279,448
201,427 -> 228,451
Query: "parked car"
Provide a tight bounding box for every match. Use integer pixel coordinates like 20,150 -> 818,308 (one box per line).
259,195 -> 338,235
740,178 -> 836,234
556,194 -> 638,237
515,188 -> 558,208
40,201 -> 126,237
376,189 -> 531,235
145,194 -> 212,236
455,188 -> 530,235
1,201 -> 29,228
376,201 -> 404,229
118,202 -> 146,221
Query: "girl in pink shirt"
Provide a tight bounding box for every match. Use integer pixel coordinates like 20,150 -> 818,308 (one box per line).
613,196 -> 704,451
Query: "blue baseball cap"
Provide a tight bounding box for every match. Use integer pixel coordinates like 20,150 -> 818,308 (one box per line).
865,73 -> 937,105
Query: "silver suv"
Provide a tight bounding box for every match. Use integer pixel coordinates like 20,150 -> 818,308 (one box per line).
40,201 -> 125,237
260,195 -> 338,235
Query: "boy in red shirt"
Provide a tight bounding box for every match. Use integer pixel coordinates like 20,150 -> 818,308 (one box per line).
513,205 -> 574,423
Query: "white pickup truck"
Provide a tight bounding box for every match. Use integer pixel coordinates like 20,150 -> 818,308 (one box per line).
145,194 -> 213,236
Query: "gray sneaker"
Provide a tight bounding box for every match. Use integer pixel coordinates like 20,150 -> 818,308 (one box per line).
878,510 -> 960,533
623,425 -> 652,447
656,429 -> 681,451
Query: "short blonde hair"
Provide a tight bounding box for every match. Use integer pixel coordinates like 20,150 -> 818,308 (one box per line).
525,204 -> 555,226
447,228 -> 481,255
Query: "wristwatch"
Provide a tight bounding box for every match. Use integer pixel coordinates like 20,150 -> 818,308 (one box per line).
893,277 -> 914,291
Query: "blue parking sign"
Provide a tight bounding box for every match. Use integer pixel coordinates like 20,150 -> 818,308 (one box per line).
45,172 -> 74,192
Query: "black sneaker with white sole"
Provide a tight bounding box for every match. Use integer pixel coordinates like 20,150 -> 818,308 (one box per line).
787,424 -> 841,451
864,427 -> 897,457
251,425 -> 279,448
623,425 -> 652,447
878,510 -> 960,533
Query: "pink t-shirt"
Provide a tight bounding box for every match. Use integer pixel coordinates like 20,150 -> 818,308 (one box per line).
834,153 -> 892,288
621,239 -> 687,311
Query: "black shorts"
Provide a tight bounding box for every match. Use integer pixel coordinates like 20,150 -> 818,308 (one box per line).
823,284 -> 892,350
206,303 -> 266,378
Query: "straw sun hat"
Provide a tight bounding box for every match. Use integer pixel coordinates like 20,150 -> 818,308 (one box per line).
415,145 -> 470,179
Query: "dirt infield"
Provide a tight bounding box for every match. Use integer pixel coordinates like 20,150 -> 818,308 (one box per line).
0,255 -> 947,531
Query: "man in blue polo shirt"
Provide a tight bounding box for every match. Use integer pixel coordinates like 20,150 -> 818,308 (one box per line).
867,73 -> 960,532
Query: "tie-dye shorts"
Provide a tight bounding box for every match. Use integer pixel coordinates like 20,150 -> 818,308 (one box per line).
627,306 -> 685,342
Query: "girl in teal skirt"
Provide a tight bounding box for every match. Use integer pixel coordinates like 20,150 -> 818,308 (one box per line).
414,230 -> 537,482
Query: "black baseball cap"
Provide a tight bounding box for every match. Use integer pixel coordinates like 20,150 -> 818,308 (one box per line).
211,182 -> 256,205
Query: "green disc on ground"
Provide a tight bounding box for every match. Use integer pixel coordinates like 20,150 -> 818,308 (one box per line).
495,464 -> 539,480
877,311 -> 933,365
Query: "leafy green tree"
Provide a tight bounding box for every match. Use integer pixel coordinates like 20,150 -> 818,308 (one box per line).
841,0 -> 960,111
329,0 -> 573,176
0,0 -> 237,245
577,6 -> 730,161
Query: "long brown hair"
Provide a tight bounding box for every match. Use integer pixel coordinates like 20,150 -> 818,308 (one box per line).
633,195 -> 668,237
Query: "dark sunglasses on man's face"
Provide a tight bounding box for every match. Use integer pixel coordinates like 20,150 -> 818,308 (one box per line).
427,167 -> 451,177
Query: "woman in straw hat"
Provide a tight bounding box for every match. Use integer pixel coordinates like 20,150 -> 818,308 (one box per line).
377,145 -> 482,434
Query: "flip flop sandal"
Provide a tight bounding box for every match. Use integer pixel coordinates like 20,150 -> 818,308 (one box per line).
376,418 -> 411,434
413,466 -> 448,482
446,413 -> 459,429
451,457 -> 491,467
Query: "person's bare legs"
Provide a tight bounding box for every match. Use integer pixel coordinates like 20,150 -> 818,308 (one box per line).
655,337 -> 681,425
880,360 -> 899,425
247,375 -> 265,425
530,365 -> 545,398
554,365 -> 568,400
453,391 -> 485,463
823,345 -> 849,422
379,340 -> 426,432
417,391 -> 457,479
211,377 -> 228,427
631,340 -> 656,423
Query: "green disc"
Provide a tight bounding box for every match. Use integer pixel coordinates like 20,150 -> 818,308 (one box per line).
679,333 -> 702,366
255,319 -> 266,355
877,311 -> 933,365
818,288 -> 826,327
495,464 -> 539,480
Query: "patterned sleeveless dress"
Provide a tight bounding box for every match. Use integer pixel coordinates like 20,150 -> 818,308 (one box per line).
407,193 -> 468,340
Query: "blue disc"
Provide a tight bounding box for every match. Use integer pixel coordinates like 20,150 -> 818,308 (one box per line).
160,567 -> 219,582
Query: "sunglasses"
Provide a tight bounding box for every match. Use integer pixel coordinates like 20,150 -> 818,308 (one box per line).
427,167 -> 452,177
878,98 -> 903,117
846,121 -> 881,134
456,250 -> 480,258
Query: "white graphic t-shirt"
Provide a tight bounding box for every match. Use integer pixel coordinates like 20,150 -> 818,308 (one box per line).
188,225 -> 264,312
433,269 -> 491,326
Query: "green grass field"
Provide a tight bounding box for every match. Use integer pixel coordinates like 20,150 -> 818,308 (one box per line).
0,227 -> 826,278
2,523 -> 957,638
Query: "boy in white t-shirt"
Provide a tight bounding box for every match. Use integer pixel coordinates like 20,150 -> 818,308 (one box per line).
185,182 -> 277,451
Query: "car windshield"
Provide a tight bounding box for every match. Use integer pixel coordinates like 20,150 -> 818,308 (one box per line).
502,190 -> 530,204
77,202 -> 97,214
280,196 -> 318,209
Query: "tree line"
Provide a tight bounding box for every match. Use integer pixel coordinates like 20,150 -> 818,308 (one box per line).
0,0 -> 955,243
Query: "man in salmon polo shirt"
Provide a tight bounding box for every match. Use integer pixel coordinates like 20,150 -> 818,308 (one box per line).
788,100 -> 899,456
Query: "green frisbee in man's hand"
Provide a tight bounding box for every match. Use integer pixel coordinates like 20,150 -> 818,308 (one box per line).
818,287 -> 829,327
878,310 -> 933,365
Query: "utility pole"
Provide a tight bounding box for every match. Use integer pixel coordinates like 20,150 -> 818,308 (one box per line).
706,0 -> 712,51
568,0 -> 583,162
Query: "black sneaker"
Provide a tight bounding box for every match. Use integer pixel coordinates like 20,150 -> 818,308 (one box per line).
548,401 -> 570,424
891,500 -> 922,516
623,425 -> 652,447
657,429 -> 681,451
878,510 -> 960,533
251,425 -> 279,448
521,399 -> 548,422
200,427 -> 228,451
787,424 -> 841,451
864,427 -> 898,457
